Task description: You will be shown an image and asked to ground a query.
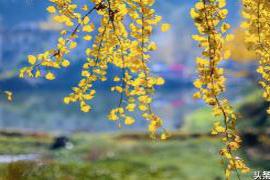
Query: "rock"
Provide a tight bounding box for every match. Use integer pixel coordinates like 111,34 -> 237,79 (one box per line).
50,136 -> 70,150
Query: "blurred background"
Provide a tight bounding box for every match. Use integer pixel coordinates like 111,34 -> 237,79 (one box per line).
0,0 -> 269,179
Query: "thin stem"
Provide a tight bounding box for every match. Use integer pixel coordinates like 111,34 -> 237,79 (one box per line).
201,1 -> 241,179
139,0 -> 153,114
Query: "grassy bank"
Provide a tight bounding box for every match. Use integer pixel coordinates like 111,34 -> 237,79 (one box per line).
0,132 -> 255,180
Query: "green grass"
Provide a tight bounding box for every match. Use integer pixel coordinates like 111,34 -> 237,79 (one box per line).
0,133 -> 254,180
0,135 -> 52,155
181,108 -> 218,134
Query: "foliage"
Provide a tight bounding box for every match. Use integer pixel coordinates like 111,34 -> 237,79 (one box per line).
19,0 -> 170,139
9,0 -> 270,179
191,0 -> 249,178
242,0 -> 270,115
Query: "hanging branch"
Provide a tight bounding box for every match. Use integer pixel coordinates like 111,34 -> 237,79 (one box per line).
20,0 -> 170,138
191,0 -> 250,179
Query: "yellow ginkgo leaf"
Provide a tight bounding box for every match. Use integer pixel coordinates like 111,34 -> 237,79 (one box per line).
124,116 -> 135,125
69,41 -> 77,49
45,72 -> 55,80
83,35 -> 92,41
126,103 -> 136,112
82,25 -> 94,32
62,60 -> 70,67
47,6 -> 56,13
28,55 -> 36,65
193,79 -> 202,88
35,70 -> 41,78
82,5 -> 88,11
63,97 -> 70,104
81,104 -> 91,112
193,92 -> 201,99
4,91 -> 13,102
156,77 -> 165,85
113,76 -> 120,82
161,23 -> 171,32
221,23 -> 231,33
83,16 -> 90,25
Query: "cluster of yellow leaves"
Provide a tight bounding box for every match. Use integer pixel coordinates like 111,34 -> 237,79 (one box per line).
20,0 -> 171,139
191,0 -> 249,179
241,0 -> 270,115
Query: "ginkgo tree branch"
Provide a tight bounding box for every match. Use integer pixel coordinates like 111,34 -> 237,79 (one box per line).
20,0 -> 169,139
191,0 -> 250,179
242,0 -> 270,115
